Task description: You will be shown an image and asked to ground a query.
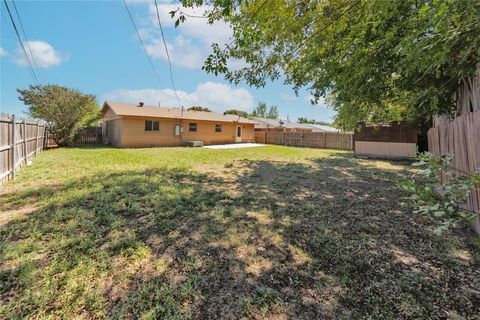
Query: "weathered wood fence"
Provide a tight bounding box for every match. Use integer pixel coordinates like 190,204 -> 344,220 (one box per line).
74,127 -> 103,144
254,131 -> 353,150
0,112 -> 47,184
428,110 -> 480,233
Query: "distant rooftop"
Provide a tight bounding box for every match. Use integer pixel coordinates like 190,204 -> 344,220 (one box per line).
250,118 -> 338,132
302,124 -> 339,132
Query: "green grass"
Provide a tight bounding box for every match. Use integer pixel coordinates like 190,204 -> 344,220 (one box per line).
0,145 -> 478,319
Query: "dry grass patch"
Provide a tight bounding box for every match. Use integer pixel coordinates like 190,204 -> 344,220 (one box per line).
0,145 -> 478,319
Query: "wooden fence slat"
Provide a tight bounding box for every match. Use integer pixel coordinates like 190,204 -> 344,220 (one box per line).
11,114 -> 17,180
23,119 -> 27,164
254,130 -> 353,150
0,113 -> 47,185
428,109 -> 480,233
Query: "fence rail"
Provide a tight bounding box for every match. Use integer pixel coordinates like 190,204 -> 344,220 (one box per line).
428,109 -> 480,233
254,131 -> 353,150
0,112 -> 47,185
74,127 -> 103,144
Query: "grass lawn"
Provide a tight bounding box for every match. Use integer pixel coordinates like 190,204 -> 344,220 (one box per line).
1,145 -> 479,319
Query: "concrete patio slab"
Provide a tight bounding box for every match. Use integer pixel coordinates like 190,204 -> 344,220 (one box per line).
203,143 -> 266,149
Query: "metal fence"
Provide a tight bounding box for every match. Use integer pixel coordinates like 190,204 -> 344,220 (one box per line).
254,131 -> 353,150
0,112 -> 47,184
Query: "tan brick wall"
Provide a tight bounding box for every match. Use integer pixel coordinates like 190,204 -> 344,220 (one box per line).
116,116 -> 254,148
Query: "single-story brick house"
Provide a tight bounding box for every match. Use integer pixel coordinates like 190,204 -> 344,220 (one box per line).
101,101 -> 255,147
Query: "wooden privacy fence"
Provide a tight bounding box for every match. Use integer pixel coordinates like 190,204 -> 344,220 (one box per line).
255,131 -> 353,150
0,112 -> 47,184
74,127 -> 103,144
427,110 -> 480,233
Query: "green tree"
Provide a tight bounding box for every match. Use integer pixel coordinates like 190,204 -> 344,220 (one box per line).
188,105 -> 211,112
224,109 -> 249,117
250,102 -> 267,118
267,105 -> 279,119
17,85 -> 99,146
174,0 -> 480,131
250,102 -> 279,119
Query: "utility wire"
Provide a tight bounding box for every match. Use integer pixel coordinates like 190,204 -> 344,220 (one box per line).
11,0 -> 39,69
154,0 -> 182,111
122,0 -> 165,87
3,0 -> 39,85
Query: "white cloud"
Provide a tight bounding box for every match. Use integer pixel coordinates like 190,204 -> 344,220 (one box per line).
103,81 -> 254,112
281,93 -> 298,101
146,3 -> 231,44
14,41 -> 68,68
0,48 -> 7,57
128,1 -> 232,69
145,35 -> 204,69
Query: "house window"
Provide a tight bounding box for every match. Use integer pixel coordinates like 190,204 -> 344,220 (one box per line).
215,124 -> 222,132
145,120 -> 159,131
189,123 -> 197,132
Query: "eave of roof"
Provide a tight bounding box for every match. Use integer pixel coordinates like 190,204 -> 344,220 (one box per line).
102,101 -> 255,124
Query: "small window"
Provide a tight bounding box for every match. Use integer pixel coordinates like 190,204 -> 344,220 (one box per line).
145,120 -> 159,131
189,123 -> 197,132
215,124 -> 222,132
145,120 -> 152,131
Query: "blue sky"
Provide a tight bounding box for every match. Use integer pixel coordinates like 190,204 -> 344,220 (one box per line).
1,0 -> 336,122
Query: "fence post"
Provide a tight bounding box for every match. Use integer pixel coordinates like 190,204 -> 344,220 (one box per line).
35,122 -> 40,156
11,115 -> 16,180
23,119 -> 27,164
44,128 -> 49,149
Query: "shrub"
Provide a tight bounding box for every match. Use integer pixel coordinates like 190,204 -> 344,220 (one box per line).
18,85 -> 99,146
399,152 -> 480,234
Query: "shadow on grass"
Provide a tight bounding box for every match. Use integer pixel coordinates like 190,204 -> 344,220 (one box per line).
0,157 -> 478,319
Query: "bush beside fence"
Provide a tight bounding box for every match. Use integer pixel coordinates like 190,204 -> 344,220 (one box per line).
254,131 -> 353,150
0,112 -> 47,184
428,109 -> 480,233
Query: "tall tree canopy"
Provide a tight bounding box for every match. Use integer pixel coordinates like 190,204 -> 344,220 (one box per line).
175,0 -> 480,130
188,105 -> 212,112
250,102 -> 279,119
224,109 -> 250,117
18,85 -> 99,146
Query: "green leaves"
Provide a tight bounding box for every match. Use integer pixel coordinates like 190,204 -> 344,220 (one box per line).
398,152 -> 480,233
250,102 -> 279,119
178,0 -> 480,131
17,85 -> 99,146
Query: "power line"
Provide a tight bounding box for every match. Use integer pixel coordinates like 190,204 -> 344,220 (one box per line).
11,0 -> 39,69
3,0 -> 39,85
122,0 -> 165,87
154,0 -> 181,110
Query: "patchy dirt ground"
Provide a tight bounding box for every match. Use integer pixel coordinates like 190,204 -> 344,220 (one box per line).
0,146 -> 479,319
